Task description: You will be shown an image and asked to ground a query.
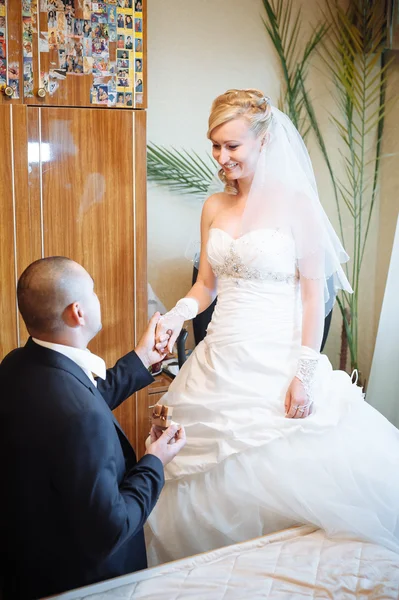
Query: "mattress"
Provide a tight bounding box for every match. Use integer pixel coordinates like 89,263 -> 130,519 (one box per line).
49,525 -> 399,599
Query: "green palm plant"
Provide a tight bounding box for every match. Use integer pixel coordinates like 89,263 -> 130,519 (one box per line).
147,142 -> 215,196
314,0 -> 392,372
261,0 -> 327,140
261,0 -> 392,373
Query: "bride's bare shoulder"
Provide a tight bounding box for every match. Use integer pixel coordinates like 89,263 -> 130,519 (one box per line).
202,192 -> 230,215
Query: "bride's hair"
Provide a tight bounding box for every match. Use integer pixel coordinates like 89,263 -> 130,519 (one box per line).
207,89 -> 273,195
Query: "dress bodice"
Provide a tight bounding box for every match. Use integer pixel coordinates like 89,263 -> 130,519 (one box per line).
207,228 -> 298,284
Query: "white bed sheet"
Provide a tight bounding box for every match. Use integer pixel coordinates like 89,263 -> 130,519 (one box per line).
50,525 -> 399,600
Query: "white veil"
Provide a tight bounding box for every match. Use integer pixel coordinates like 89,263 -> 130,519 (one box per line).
186,103 -> 352,315
240,105 -> 352,315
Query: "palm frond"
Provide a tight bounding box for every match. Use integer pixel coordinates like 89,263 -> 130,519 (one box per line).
312,0 -> 392,369
147,143 -> 216,195
261,0 -> 326,139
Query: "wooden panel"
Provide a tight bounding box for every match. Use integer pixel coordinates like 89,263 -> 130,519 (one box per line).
148,372 -> 173,395
0,105 -> 18,358
36,107 -> 145,442
0,0 -> 23,105
390,0 -> 399,49
133,110 -> 151,456
14,106 -> 41,346
141,0 -> 148,109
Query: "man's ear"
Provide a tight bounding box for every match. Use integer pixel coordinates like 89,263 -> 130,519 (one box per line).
63,302 -> 84,327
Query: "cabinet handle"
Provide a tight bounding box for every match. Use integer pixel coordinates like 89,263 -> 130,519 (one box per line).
4,86 -> 14,97
37,88 -> 47,98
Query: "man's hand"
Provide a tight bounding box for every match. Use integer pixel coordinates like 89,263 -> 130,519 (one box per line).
146,423 -> 186,466
135,312 -> 170,369
155,314 -> 184,354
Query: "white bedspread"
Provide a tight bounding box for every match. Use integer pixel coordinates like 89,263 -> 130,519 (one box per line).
51,526 -> 399,599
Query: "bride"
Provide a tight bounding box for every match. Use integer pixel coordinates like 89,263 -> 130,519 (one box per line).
146,89 -> 399,565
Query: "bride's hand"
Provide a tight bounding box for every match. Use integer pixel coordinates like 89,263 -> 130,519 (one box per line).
155,314 -> 184,354
285,377 -> 313,419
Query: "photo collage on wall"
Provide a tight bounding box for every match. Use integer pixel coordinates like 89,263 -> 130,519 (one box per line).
21,0 -> 143,106
22,0 -> 37,97
0,0 -> 21,99
0,0 -> 8,93
115,0 -> 143,107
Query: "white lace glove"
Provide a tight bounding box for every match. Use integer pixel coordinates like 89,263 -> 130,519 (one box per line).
285,346 -> 320,418
295,345 -> 320,405
156,298 -> 199,353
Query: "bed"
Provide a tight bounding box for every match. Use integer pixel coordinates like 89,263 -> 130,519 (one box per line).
47,525 -> 399,599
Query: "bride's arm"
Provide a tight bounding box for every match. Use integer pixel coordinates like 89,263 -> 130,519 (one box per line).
185,197 -> 218,312
155,196 -> 219,351
285,275 -> 325,419
299,276 -> 325,352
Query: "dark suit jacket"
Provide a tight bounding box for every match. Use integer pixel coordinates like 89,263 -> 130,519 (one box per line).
0,338 -> 164,600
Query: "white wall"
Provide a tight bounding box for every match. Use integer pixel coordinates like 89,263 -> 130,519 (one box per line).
368,215 -> 399,426
146,0 -> 393,377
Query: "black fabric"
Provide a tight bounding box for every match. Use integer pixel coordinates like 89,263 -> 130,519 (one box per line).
0,339 -> 163,600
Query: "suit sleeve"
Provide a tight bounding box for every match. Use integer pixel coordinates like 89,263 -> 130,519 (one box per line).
96,350 -> 154,410
52,406 -> 164,564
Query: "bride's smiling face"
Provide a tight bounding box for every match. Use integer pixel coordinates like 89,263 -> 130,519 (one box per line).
211,117 -> 263,181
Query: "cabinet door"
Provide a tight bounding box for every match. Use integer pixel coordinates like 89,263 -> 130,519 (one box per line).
24,105 -> 148,442
0,106 -> 19,357
0,104 -> 33,357
0,0 -> 23,104
23,0 -> 146,109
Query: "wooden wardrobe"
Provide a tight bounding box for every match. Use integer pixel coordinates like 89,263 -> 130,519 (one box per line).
0,0 -> 150,456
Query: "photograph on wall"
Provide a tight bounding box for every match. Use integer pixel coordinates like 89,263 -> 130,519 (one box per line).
91,11 -> 107,24
83,1 -> 91,20
22,0 -> 31,17
83,56 -> 93,74
8,61 -> 20,98
0,56 -> 6,85
125,90 -> 133,106
23,57 -> 34,97
135,75 -> 142,93
135,36 -> 142,52
83,19 -> 91,36
125,14 -> 133,29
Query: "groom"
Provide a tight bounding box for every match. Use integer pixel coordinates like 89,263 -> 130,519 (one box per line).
0,257 -> 186,600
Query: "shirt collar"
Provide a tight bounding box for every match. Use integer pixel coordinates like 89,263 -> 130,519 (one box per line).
32,338 -> 106,381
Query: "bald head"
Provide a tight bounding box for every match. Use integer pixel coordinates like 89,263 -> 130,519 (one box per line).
17,257 -> 94,337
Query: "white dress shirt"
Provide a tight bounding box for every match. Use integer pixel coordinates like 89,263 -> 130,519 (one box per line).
32,338 -> 106,387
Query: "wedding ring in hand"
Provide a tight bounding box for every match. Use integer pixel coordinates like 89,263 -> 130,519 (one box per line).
292,402 -> 312,418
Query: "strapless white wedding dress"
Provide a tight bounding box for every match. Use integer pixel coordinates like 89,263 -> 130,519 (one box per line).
146,228 -> 399,565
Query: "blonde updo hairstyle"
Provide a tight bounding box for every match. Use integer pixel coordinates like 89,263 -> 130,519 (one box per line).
207,89 -> 273,195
